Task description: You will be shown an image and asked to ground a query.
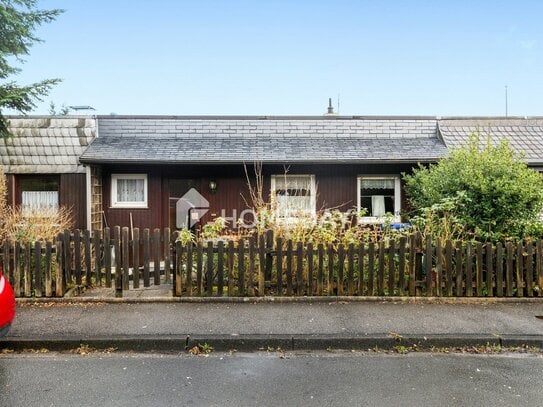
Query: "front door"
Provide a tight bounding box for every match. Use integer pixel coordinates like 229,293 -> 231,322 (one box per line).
168,179 -> 199,230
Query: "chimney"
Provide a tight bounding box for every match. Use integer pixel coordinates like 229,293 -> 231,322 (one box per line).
325,98 -> 336,115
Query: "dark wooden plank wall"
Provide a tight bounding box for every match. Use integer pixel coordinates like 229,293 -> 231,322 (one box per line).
59,174 -> 86,229
100,163 -> 417,231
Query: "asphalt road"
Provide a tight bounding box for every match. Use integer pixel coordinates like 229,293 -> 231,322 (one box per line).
1,351 -> 542,406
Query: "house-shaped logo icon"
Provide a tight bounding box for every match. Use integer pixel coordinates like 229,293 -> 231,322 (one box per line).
176,188 -> 209,228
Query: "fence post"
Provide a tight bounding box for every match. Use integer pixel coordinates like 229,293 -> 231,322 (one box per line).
307,242 -> 314,296
63,230 -> 71,287
265,230 -> 274,282
55,234 -> 64,297
347,243 -> 354,296
425,236 -> 433,297
526,242 -> 534,297
378,241 -> 385,296
516,242 -> 524,297
408,235 -> 416,296
175,240 -> 183,296
74,230 -> 82,286
83,230 -> 91,287
326,243 -> 333,296
93,229 -> 102,287
455,241 -> 463,297
122,227 -> 130,290
153,229 -> 161,286
103,227 -> 112,288
486,242 -> 494,297
336,243 -> 345,296
538,239 -> 543,298
187,242 -> 193,296
45,242 -> 52,297
114,226 -> 122,297
247,237 -> 255,297
368,242 -> 375,296
24,243 -> 31,297
398,237 -> 406,296
435,238 -> 442,297
506,242 -> 513,297
227,240 -> 235,296
276,238 -> 283,296
206,240 -> 214,296
143,228 -> 150,288
33,241 -> 42,298
357,244 -> 365,296
496,242 -> 504,297
258,235 -> 265,296
217,240 -> 224,297
14,242 -> 21,297
476,243 -> 483,297
296,241 -> 304,296
164,228 -> 171,284
466,242 -> 473,297
445,239 -> 453,297
388,239 -> 395,296
196,242 -> 204,295
286,240 -> 294,296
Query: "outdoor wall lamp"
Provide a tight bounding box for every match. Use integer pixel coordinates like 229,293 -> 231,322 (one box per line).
209,179 -> 217,193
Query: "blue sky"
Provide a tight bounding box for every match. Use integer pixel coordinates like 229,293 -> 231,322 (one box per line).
10,0 -> 542,116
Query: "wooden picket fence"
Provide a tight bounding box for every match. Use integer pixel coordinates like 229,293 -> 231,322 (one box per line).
1,227 -> 543,298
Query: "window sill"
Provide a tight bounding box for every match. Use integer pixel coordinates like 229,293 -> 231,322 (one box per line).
358,216 -> 401,224
110,204 -> 149,209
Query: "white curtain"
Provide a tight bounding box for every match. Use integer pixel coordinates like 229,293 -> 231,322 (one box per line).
274,176 -> 312,192
22,191 -> 59,214
371,195 -> 386,217
117,179 -> 145,202
360,178 -> 395,189
274,176 -> 312,215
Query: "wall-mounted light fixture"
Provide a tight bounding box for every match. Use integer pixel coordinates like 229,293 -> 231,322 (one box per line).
209,179 -> 217,193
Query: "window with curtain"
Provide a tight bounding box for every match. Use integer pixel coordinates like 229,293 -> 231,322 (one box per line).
271,175 -> 315,218
19,176 -> 59,216
358,176 -> 400,222
111,174 -> 148,208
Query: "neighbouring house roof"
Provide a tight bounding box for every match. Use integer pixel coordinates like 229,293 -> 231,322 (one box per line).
438,118 -> 543,166
80,116 -> 446,164
0,116 -> 96,174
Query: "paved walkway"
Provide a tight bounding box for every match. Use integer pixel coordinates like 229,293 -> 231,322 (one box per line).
2,301 -> 543,351
78,283 -> 174,299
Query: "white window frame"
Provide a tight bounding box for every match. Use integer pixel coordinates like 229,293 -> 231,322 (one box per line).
270,174 -> 317,220
357,175 -> 401,224
111,174 -> 148,208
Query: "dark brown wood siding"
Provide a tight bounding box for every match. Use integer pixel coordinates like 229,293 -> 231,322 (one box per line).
59,174 -> 87,229
100,163 -> 419,230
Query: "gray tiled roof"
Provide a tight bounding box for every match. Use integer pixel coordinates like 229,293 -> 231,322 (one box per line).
439,118 -> 543,165
80,116 -> 445,164
1,117 -> 96,173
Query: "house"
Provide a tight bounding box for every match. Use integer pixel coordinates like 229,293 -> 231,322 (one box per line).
2,115 -> 542,233
79,115 -> 446,231
0,116 -> 96,229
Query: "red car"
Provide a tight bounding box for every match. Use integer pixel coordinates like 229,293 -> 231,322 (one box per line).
0,264 -> 15,338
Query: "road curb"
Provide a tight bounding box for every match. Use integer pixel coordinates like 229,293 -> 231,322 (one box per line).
2,334 -> 542,352
16,296 -> 543,305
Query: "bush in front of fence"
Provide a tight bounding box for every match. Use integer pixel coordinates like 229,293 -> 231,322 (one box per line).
404,132 -> 543,242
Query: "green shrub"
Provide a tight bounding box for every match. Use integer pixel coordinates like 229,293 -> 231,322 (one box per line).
404,133 -> 543,241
